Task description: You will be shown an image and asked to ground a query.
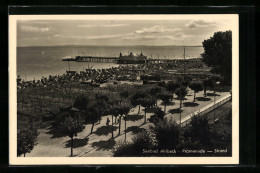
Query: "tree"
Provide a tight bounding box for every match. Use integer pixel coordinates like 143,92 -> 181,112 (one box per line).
108,98 -> 121,124
151,117 -> 180,149
130,91 -> 146,114
201,31 -> 232,85
52,111 -> 71,128
120,90 -> 129,103
184,115 -> 211,145
95,93 -> 109,123
17,127 -> 38,157
117,104 -> 131,136
108,105 -> 120,139
88,104 -> 102,134
123,108 -> 131,142
59,115 -> 85,157
73,95 -> 89,111
140,97 -> 155,124
189,81 -> 204,102
158,92 -> 172,113
166,80 -> 179,100
113,131 -> 156,156
148,107 -> 165,124
175,86 -> 188,108
182,76 -> 192,87
95,93 -> 109,103
203,78 -> 214,97
150,86 -> 162,106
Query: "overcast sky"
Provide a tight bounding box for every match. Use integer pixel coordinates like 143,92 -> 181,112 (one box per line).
17,19 -> 233,47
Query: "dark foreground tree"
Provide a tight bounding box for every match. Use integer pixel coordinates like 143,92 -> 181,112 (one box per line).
60,115 -> 85,157
113,131 -> 156,156
184,115 -> 211,145
17,127 -> 38,157
151,117 -> 180,149
189,81 -> 204,102
201,30 -> 232,85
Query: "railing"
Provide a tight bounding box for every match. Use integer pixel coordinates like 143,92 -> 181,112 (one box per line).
180,95 -> 232,127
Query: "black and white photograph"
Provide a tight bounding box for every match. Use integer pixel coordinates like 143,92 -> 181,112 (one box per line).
9,15 -> 239,165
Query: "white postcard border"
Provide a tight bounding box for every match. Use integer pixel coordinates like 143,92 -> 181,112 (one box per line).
9,14 -> 239,165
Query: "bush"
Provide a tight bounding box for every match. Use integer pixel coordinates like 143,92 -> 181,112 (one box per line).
151,117 -> 180,149
177,138 -> 203,151
113,141 -> 136,157
184,115 -> 211,145
113,130 -> 156,156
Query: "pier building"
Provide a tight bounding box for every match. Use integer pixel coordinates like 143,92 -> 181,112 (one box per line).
117,52 -> 147,64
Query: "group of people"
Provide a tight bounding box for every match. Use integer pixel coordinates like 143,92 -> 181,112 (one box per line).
106,117 -> 122,126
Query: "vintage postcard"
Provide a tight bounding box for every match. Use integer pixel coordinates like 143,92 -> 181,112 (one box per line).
9,14 -> 239,165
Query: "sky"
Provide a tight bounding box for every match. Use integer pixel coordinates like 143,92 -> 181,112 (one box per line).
17,18 -> 234,47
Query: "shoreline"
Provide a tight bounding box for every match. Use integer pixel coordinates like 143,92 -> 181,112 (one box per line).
17,58 -> 204,83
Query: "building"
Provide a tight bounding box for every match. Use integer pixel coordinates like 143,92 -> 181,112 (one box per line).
117,52 -> 147,64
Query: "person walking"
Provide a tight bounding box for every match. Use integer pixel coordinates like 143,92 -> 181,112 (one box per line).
106,118 -> 110,126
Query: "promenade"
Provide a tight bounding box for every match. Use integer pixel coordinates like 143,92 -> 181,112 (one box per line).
27,89 -> 231,157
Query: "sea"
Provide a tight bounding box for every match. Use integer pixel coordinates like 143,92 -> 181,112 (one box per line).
17,46 -> 204,81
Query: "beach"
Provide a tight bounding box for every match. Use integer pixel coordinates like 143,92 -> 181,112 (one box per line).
17,46 -> 203,81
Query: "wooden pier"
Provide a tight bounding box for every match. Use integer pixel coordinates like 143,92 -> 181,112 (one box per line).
75,56 -> 118,63
63,55 -> 202,64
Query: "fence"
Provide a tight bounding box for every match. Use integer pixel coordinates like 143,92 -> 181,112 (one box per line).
180,95 -> 232,127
